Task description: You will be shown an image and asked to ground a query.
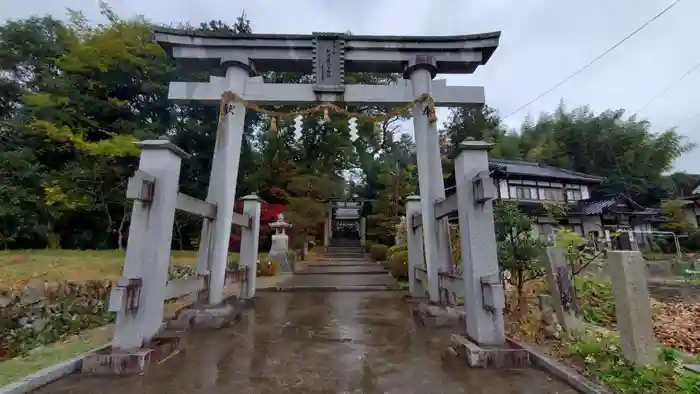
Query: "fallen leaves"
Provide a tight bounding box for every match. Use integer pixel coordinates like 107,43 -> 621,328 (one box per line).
654,302 -> 700,354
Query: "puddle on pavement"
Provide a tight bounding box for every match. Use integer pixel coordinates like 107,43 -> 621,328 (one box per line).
33,292 -> 577,394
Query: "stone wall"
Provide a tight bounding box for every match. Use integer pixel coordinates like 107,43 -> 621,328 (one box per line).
0,264 -> 198,360
0,279 -> 114,360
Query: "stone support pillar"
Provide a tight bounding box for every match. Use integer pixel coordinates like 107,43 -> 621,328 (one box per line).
606,251 -> 656,366
239,195 -> 262,299
113,140 -> 188,351
323,202 -> 330,250
327,216 -> 332,247
542,247 -> 581,335
201,63 -> 251,305
406,58 -> 451,302
454,140 -> 505,347
406,196 -> 426,298
360,217 -> 367,245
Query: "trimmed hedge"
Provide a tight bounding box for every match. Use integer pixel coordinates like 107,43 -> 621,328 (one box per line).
387,244 -> 407,260
369,244 -> 389,261
389,250 -> 409,280
257,260 -> 277,276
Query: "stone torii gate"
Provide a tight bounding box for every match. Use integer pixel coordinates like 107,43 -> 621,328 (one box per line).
153,28 -> 500,307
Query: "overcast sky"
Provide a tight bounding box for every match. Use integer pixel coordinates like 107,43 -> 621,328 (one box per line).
2,0 -> 699,172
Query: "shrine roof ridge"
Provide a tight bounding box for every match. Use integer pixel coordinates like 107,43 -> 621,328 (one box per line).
152,27 -> 501,43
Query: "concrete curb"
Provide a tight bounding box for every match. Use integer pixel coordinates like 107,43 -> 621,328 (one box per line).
0,344 -> 111,394
511,339 -> 611,394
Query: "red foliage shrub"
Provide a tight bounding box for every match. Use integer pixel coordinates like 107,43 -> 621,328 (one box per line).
229,199 -> 287,252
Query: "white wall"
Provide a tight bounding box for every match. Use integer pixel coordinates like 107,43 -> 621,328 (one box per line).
581,185 -> 590,200
498,179 -> 508,199
582,216 -> 602,237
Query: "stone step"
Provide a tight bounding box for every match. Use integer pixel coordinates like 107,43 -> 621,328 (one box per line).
325,249 -> 364,254
300,265 -> 388,274
312,262 -> 375,267
315,258 -> 368,263
260,285 -> 400,292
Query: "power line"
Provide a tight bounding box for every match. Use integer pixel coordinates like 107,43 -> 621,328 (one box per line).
502,0 -> 683,121
633,59 -> 700,116
670,112 -> 700,130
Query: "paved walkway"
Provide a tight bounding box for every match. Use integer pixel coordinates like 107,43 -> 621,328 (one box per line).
31,254 -> 576,394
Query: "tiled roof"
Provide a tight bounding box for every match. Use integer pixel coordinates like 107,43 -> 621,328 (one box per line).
489,159 -> 604,184
572,194 -> 659,216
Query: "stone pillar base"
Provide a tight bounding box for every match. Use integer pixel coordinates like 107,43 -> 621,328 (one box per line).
450,334 -> 531,368
411,302 -> 465,329
82,334 -> 183,375
169,299 -> 252,330
402,294 -> 428,304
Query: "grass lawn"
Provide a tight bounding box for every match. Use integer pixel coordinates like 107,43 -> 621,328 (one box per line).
0,326 -> 113,387
0,250 -> 243,288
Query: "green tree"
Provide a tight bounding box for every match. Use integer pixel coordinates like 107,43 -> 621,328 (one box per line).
666,172 -> 700,198
659,200 -> 694,232
366,163 -> 416,245
440,102 -> 696,208
0,16 -> 77,247
494,202 -> 546,312
517,104 -> 695,206
284,174 -> 340,257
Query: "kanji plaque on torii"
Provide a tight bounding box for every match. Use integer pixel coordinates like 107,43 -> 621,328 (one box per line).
153,29 -> 500,308
312,33 -> 345,90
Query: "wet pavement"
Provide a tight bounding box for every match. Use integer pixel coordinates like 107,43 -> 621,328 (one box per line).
34,291 -> 577,394
33,251 -> 577,394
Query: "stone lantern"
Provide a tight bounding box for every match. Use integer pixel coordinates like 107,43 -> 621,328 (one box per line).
268,213 -> 293,272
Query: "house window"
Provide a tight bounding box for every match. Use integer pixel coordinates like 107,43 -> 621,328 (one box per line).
543,188 -> 564,202
516,187 -> 532,199
508,186 -> 517,199
567,189 -> 583,201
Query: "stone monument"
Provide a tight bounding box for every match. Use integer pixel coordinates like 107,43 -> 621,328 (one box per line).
268,213 -> 293,273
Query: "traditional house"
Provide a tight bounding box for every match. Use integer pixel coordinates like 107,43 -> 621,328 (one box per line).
445,158 -> 659,244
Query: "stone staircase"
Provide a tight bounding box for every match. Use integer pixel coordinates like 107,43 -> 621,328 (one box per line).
319,243 -> 366,263
270,241 -> 396,291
